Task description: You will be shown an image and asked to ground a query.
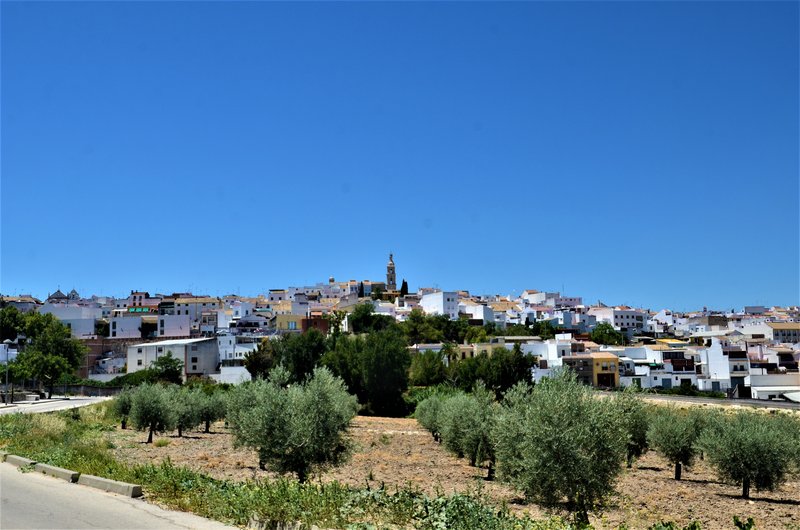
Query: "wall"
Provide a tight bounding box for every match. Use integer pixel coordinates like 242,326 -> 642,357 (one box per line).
157,314 -> 191,338
110,317 -> 142,339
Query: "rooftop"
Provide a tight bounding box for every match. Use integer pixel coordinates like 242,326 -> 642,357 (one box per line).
130,337 -> 214,348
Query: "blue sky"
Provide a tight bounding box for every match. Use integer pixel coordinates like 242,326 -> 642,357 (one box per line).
1,1 -> 797,311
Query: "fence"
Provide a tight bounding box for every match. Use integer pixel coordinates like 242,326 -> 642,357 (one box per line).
63,385 -> 123,397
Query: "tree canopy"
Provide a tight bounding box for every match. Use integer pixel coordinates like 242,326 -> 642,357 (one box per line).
226,366 -> 358,482
590,322 -> 624,346
494,369 -> 628,524
152,351 -> 184,384
322,327 -> 411,416
14,312 -> 86,398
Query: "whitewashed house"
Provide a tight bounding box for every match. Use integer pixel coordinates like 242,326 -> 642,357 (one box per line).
419,291 -> 458,320
126,338 -> 219,380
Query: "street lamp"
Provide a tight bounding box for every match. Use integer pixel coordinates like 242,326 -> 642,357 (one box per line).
2,339 -> 11,404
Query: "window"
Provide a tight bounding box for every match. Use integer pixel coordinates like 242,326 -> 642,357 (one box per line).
191,345 -> 198,351
157,347 -> 163,353
192,365 -> 197,371
160,320 -> 164,327
137,359 -> 143,366
137,348 -> 142,353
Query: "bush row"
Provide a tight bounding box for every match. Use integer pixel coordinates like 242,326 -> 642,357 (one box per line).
416,370 -> 800,522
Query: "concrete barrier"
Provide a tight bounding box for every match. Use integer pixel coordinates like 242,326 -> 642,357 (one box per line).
0,451 -> 8,462
34,463 -> 80,483
78,474 -> 142,498
5,455 -> 36,467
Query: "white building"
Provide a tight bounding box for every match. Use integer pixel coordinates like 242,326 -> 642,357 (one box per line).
527,335 -> 574,382
157,314 -> 192,338
110,315 -> 146,339
695,338 -> 732,392
459,302 -> 495,325
126,338 -> 219,379
39,303 -> 102,338
768,322 -> 800,344
174,297 -> 220,322
419,291 -> 459,320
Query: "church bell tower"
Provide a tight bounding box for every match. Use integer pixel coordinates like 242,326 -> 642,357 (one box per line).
386,253 -> 396,291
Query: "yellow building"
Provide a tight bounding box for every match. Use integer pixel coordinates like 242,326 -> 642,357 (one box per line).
563,352 -> 620,387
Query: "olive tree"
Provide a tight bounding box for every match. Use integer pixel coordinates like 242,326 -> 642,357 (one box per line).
114,387 -> 135,429
197,391 -> 226,433
415,394 -> 444,442
438,392 -> 474,459
226,366 -> 358,482
171,386 -> 201,437
614,386 -> 650,467
647,407 -> 705,480
461,383 -> 499,479
130,383 -> 175,443
493,369 -> 627,524
698,411 -> 800,499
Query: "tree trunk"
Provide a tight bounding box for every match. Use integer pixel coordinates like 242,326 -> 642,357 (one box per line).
178,425 -> 183,437
487,458 -> 495,481
627,452 -> 634,468
258,448 -> 267,471
147,427 -> 154,444
205,420 -> 210,433
47,383 -> 54,400
121,418 -> 127,430
297,467 -> 308,483
574,497 -> 590,527
742,477 -> 750,499
674,462 -> 682,481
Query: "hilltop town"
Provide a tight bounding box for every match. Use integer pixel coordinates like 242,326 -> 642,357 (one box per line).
2,254 -> 798,402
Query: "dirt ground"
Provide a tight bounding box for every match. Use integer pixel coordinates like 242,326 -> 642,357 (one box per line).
109,416 -> 800,530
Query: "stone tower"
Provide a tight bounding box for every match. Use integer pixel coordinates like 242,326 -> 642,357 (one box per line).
386,253 -> 396,291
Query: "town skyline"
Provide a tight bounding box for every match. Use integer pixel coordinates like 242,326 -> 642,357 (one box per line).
3,251 -> 797,313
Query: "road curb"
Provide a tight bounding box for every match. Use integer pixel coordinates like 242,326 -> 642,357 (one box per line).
6,454 -> 37,467
3,453 -> 142,498
78,473 -> 143,498
34,463 -> 80,483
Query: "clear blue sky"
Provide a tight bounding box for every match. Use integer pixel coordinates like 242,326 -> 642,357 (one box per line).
1,1 -> 798,311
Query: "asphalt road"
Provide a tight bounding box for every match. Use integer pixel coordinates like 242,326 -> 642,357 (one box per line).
598,391 -> 800,410
0,397 -> 111,416
0,462 -> 234,529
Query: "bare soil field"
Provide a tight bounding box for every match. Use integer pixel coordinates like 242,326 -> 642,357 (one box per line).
109,416 -> 800,530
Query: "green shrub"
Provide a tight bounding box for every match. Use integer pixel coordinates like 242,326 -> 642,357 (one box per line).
698,411 -> 800,498
170,386 -> 202,437
113,387 -> 135,429
438,392 -> 474,459
647,408 -> 705,480
226,366 -> 358,482
614,386 -> 650,467
196,390 -> 226,433
415,394 -> 445,442
130,383 -> 176,443
493,369 -> 627,524
409,349 -> 447,386
461,383 -> 499,479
